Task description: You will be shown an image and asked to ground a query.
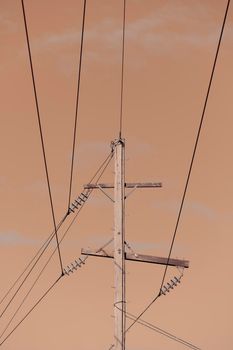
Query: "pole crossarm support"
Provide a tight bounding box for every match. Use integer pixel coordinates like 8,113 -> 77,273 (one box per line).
84,182 -> 162,189
81,248 -> 189,269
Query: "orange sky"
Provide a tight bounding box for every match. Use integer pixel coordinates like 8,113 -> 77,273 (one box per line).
1,1 -> 233,349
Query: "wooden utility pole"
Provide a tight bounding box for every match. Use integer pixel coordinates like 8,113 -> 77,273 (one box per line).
82,138 -> 189,350
113,138 -> 126,350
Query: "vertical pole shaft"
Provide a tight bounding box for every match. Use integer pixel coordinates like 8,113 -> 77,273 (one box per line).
114,138 -> 126,350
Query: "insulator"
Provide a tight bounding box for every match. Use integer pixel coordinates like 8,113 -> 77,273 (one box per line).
72,202 -> 79,209
75,260 -> 81,268
167,282 -> 173,289
67,265 -> 73,273
174,275 -> 182,283
161,273 -> 183,296
64,255 -> 88,277
161,285 -> 169,295
74,199 -> 81,206
69,190 -> 90,214
79,258 -> 85,265
170,279 -> 177,287
71,263 -> 77,271
80,192 -> 88,200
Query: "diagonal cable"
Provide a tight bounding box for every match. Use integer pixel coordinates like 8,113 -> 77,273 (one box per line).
0,275 -> 63,347
125,0 -> 231,333
0,149 -> 113,316
21,0 -> 63,274
0,214 -> 67,319
0,150 -> 114,343
158,0 -> 231,292
126,312 -> 201,350
67,0 -> 87,210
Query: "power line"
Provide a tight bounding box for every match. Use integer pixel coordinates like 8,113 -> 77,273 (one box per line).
21,0 -> 63,274
119,0 -> 126,138
0,275 -> 63,347
125,0 -> 231,333
159,0 -> 231,292
0,214 -> 67,319
126,312 -> 201,350
0,150 -> 112,323
67,0 -> 87,210
0,151 -> 114,344
0,250 -> 61,340
0,215 -> 67,308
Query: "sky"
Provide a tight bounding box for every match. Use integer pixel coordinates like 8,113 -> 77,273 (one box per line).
0,0 -> 233,349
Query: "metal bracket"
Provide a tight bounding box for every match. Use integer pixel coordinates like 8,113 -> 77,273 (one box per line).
97,185 -> 115,203
125,185 -> 138,199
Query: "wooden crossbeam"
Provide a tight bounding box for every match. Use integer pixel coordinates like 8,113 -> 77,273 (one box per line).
84,182 -> 162,189
81,248 -> 189,268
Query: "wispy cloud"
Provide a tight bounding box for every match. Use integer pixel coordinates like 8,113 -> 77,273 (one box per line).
0,231 -> 39,246
0,13 -> 18,34
153,199 -> 216,220
30,1 -> 233,62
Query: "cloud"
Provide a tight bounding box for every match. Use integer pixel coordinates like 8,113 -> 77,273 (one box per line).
31,1 -> 233,62
0,231 -> 39,246
0,13 -> 18,34
153,199 -> 216,220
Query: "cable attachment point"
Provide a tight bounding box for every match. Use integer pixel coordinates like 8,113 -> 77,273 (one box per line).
68,190 -> 90,214
124,241 -> 138,257
63,257 -> 87,276
160,272 -> 183,296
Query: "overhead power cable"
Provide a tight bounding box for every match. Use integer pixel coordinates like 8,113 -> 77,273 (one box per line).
67,0 -> 87,210
0,213 -> 67,320
21,0 -> 63,274
159,0 -> 231,292
0,149 -> 112,323
125,0 -> 231,333
126,312 -> 201,350
0,215 -> 66,308
0,150 -> 114,345
119,0 -> 126,138
0,275 -> 62,347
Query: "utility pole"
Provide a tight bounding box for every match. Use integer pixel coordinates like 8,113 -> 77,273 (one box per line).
82,138 -> 189,350
113,138 -> 126,350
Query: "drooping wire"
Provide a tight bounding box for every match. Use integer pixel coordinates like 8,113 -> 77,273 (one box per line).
0,213 -> 68,309
67,0 -> 87,210
125,0 -> 231,333
0,149 -> 113,324
0,275 -> 62,347
0,251 -> 62,340
0,214 -> 68,319
0,150 -> 114,344
158,0 -> 231,293
125,312 -> 201,350
119,0 -> 126,138
21,0 -> 63,274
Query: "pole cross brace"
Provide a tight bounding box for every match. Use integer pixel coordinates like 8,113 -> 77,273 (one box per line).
81,248 -> 189,269
84,182 -> 162,189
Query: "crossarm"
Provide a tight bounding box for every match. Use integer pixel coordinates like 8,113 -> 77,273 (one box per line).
81,249 -> 189,268
84,182 -> 162,189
